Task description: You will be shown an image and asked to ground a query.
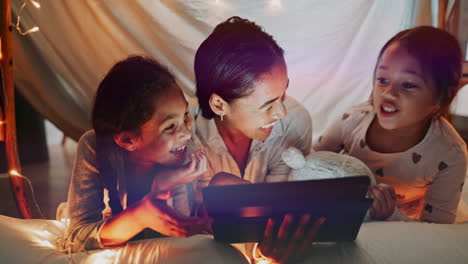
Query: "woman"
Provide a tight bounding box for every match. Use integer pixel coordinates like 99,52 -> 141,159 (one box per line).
193,17 -> 323,264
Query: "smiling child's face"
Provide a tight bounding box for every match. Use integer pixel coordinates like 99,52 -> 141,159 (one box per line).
130,85 -> 192,167
372,43 -> 439,132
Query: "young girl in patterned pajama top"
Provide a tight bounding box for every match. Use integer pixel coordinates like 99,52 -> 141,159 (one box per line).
314,26 -> 467,224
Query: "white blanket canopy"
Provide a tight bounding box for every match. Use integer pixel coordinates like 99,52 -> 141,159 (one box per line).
12,0 -> 432,140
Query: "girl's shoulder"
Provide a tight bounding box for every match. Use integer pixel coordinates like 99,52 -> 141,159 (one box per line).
79,129 -> 96,142
431,118 -> 468,159
339,102 -> 375,133
77,130 -> 97,155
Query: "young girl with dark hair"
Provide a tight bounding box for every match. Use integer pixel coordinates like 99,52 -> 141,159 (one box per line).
314,26 -> 467,224
64,56 -> 211,252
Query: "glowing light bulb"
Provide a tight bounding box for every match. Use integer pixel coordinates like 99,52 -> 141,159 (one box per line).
29,26 -> 40,33
30,0 -> 41,8
9,170 -> 21,176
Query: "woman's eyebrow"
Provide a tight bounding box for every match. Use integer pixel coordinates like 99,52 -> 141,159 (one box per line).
259,80 -> 289,109
259,97 -> 280,109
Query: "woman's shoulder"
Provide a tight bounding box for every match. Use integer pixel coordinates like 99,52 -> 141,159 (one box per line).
279,96 -> 312,133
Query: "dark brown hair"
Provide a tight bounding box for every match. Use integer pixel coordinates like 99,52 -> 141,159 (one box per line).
194,16 -> 285,119
92,56 -> 176,213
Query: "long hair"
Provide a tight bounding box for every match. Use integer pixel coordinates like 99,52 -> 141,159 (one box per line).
92,56 -> 176,214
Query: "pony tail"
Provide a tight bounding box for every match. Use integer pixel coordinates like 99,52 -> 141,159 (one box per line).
95,133 -> 124,215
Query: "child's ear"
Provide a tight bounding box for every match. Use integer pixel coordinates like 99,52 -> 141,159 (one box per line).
114,131 -> 139,151
209,93 -> 229,117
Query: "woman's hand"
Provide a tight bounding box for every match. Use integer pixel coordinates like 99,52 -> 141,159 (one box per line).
368,184 -> 396,220
137,191 -> 212,237
257,214 -> 326,264
151,150 -> 207,192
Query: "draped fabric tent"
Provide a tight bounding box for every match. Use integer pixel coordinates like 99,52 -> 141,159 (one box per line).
11,0 -> 437,142
2,0 -> 467,219
2,2 -> 468,264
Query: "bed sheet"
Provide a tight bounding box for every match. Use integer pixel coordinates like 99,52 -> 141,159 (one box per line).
1,214 -> 468,264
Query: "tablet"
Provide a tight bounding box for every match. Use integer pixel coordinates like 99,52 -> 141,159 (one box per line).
202,176 -> 373,243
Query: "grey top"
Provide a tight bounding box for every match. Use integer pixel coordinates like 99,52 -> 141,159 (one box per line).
62,130 -> 190,252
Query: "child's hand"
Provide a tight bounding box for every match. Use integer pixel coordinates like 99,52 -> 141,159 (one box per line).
151,150 -> 207,192
136,191 -> 213,237
368,184 -> 396,220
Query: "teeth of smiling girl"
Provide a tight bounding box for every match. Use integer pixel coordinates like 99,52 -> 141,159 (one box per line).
382,106 -> 396,113
171,145 -> 186,152
261,121 -> 276,129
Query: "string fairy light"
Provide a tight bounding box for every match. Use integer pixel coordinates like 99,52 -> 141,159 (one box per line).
14,0 -> 41,36
9,169 -> 44,217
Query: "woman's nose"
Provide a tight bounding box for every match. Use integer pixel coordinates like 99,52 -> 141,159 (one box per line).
272,101 -> 287,120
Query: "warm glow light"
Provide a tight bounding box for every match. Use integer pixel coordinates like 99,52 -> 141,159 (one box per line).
0,120 -> 5,125
60,218 -> 70,225
15,0 -> 41,35
0,36 -> 2,60
37,240 -> 55,248
257,260 -> 271,264
30,0 -> 40,8
85,249 -> 118,264
9,170 -> 21,176
27,26 -> 40,33
33,230 -> 52,237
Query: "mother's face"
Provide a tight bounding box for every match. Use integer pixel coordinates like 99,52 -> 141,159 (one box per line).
223,62 -> 288,141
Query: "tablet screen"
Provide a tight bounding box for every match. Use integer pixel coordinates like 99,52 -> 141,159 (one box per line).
203,176 -> 372,243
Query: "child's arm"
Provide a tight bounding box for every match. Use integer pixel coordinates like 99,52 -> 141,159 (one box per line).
65,131 -> 108,252
420,147 -> 467,224
99,191 -> 209,246
66,132 -> 209,251
312,115 -> 346,153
